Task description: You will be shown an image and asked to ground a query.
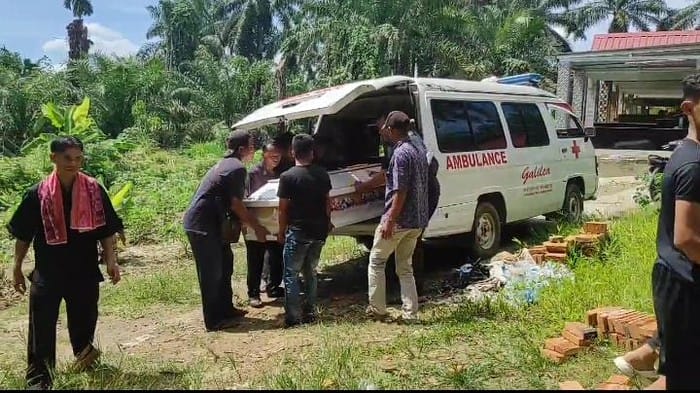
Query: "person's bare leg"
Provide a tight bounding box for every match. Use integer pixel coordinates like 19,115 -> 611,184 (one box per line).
645,375 -> 666,390
623,343 -> 657,371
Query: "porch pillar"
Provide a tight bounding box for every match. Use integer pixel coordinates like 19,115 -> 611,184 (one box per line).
555,61 -> 572,128
597,81 -> 611,123
583,77 -> 598,127
571,70 -> 586,120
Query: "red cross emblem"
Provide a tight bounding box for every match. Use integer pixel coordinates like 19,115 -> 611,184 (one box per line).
571,140 -> 581,159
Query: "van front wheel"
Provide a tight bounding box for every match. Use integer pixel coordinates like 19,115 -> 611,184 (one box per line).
562,183 -> 584,223
472,202 -> 502,259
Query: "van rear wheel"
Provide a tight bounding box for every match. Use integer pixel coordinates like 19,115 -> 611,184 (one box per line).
472,201 -> 502,259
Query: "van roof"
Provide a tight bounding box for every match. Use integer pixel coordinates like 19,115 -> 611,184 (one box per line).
414,77 -> 557,98
233,75 -> 560,130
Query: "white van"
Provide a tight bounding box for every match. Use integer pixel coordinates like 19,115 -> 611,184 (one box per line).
233,76 -> 599,258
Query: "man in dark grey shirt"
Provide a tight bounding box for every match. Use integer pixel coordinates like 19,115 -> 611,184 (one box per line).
183,130 -> 268,331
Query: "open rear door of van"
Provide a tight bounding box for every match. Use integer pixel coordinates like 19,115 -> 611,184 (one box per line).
232,76 -> 413,131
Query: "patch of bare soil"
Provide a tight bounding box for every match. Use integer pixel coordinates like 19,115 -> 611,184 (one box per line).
0,271 -> 22,311
0,287 -> 411,388
115,241 -> 188,272
1,238 -> 415,387
597,177 -> 644,196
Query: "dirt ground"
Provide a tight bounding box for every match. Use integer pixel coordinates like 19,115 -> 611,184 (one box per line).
0,241 -> 441,388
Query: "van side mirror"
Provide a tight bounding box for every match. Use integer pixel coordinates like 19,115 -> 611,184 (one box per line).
584,127 -> 596,142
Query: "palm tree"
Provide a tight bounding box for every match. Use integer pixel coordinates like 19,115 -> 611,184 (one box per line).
656,8 -> 679,31
283,0 -> 466,82
146,0 -> 218,68
64,0 -> 94,60
514,0 -> 580,52
211,0 -> 273,60
672,1 -> 700,29
282,0 -> 561,84
459,2 -> 563,80
566,0 -> 666,38
211,0 -> 301,60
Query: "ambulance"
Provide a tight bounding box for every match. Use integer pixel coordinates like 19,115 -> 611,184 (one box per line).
234,75 -> 599,259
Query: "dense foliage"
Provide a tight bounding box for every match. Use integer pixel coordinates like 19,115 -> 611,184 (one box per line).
4,0 -> 694,156
0,0 -> 695,244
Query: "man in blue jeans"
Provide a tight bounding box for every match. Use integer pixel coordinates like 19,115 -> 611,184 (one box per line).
277,133 -> 332,328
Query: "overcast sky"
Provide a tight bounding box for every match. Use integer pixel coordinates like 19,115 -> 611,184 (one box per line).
0,0 -> 694,65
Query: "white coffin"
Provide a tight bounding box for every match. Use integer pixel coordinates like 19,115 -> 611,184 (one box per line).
243,164 -> 385,241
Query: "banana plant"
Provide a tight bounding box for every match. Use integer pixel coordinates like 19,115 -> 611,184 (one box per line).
110,181 -> 133,213
108,181 -> 133,250
21,97 -> 106,153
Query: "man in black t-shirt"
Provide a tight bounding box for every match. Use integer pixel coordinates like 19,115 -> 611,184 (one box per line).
277,133 -> 332,328
653,73 -> 700,389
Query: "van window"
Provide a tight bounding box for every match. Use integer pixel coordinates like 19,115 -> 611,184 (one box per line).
502,103 -> 550,148
548,106 -> 585,138
431,99 -> 506,153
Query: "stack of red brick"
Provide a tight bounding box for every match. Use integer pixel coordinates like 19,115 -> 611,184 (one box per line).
560,375 -> 634,391
547,307 -> 658,390
527,222 -> 610,264
543,307 -> 657,364
541,322 -> 597,364
587,307 -> 657,351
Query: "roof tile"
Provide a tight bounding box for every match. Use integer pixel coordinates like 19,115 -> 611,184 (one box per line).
591,31 -> 700,51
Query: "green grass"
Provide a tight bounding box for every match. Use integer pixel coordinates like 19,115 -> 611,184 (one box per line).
99,264 -> 202,319
101,245 -> 250,318
113,143 -> 224,244
254,208 -> 660,390
0,141 -> 355,266
95,236 -> 363,319
320,236 -> 364,267
0,353 -> 203,390
0,209 -> 658,389
0,137 -> 661,390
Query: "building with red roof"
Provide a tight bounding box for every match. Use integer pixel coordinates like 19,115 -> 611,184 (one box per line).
556,30 -> 700,149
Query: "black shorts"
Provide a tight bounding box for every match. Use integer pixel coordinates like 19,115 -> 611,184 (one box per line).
652,262 -> 700,390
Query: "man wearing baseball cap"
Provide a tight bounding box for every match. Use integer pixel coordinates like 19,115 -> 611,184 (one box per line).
361,111 -> 430,322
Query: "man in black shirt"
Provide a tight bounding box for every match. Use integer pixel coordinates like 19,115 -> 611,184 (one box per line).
7,137 -> 123,389
277,133 -> 332,328
654,73 -> 700,389
183,130 -> 268,332
245,143 -> 285,307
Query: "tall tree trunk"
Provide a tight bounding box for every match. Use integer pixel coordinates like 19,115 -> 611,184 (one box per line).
275,57 -> 288,100
67,18 -> 91,60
